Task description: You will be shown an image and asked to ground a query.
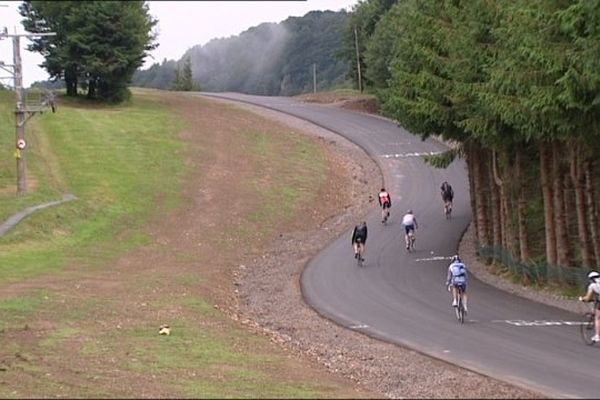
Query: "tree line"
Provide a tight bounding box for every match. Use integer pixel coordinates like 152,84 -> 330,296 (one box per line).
133,10 -> 351,96
346,0 -> 600,276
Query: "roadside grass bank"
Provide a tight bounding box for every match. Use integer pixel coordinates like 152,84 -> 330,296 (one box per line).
0,89 -> 373,398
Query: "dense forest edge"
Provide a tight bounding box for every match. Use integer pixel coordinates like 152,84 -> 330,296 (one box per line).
13,0 -> 600,292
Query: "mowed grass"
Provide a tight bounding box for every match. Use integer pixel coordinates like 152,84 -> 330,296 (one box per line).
0,90 -> 359,398
0,90 -> 184,282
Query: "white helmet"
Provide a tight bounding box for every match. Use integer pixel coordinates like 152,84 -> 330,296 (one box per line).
588,271 -> 600,281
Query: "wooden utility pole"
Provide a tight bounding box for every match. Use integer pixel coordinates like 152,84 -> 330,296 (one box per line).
312,63 -> 317,94
0,27 -> 56,194
354,26 -> 363,93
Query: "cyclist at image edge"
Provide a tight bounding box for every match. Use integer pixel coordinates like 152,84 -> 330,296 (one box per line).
579,270 -> 600,343
401,209 -> 418,249
441,181 -> 454,214
351,221 -> 368,261
378,188 -> 392,223
446,254 -> 468,312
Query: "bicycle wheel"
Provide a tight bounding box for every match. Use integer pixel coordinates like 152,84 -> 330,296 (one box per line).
580,313 -> 596,345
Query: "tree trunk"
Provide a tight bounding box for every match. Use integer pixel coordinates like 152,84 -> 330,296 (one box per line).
473,145 -> 491,247
465,141 -> 479,239
584,159 -> 600,267
539,142 -> 557,266
516,147 -> 530,263
87,78 -> 97,100
570,142 -> 593,268
553,141 -> 571,267
489,153 -> 502,248
64,66 -> 78,97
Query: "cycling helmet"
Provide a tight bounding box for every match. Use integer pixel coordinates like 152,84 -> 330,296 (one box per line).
588,271 -> 600,281
381,188 -> 386,192
451,254 -> 461,263
407,209 -> 413,214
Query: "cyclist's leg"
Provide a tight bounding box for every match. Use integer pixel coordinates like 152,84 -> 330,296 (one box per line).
462,285 -> 468,311
353,242 -> 359,258
595,308 -> 600,339
361,242 -> 366,260
451,285 -> 458,306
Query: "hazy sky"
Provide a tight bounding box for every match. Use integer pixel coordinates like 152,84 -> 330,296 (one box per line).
0,0 -> 357,87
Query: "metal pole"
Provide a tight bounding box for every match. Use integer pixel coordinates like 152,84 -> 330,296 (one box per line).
354,26 -> 363,93
13,34 -> 26,194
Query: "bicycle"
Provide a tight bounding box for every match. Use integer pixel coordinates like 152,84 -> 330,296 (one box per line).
354,238 -> 365,267
381,208 -> 390,225
444,200 -> 452,219
405,230 -> 416,252
579,302 -> 597,346
453,284 -> 466,324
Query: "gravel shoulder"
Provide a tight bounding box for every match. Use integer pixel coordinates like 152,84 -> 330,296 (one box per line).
220,100 -> 545,399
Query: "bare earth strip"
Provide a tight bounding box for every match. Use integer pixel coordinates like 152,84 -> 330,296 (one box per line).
0,91 -> 541,398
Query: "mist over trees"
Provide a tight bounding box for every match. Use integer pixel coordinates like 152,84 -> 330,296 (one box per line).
19,0 -> 157,102
133,10 -> 350,95
345,0 -> 600,280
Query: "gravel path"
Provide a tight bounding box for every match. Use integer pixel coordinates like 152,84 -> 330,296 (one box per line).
224,103 -> 546,399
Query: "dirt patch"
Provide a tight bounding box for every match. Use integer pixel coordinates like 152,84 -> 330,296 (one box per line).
296,91 -> 380,115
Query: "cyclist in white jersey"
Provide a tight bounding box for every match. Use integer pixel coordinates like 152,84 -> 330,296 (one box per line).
401,210 -> 418,250
579,271 -> 600,343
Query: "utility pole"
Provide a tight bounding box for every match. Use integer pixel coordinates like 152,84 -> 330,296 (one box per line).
353,26 -> 363,93
0,27 -> 56,194
312,63 -> 317,94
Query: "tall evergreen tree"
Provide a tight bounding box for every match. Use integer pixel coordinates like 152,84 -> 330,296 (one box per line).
20,0 -> 158,102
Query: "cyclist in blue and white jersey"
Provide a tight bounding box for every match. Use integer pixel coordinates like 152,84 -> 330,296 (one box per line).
446,255 -> 468,312
579,271 -> 600,343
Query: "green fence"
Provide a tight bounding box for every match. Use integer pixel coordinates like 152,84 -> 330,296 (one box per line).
476,244 -> 589,291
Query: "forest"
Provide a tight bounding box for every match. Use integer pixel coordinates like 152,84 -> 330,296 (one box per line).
132,10 -> 351,95
350,0 -> 600,285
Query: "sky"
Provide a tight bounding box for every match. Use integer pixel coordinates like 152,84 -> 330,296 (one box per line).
0,0 -> 358,88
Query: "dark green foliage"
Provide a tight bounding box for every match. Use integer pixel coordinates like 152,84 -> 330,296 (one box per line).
133,10 -> 350,95
20,0 -> 157,103
170,57 -> 198,91
338,0 -> 399,90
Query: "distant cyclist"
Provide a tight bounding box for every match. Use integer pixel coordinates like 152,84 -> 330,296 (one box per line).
401,210 -> 418,250
441,181 -> 454,216
579,271 -> 600,343
446,255 -> 468,312
378,188 -> 392,223
351,221 -> 368,262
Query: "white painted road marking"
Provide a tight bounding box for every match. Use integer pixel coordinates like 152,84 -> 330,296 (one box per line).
349,324 -> 369,329
415,256 -> 452,262
492,320 -> 586,326
381,151 -> 444,158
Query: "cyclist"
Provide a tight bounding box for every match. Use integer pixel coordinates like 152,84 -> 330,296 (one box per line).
401,209 -> 418,250
378,188 -> 392,223
578,270 -> 600,343
441,181 -> 454,216
351,221 -> 368,262
446,255 -> 468,312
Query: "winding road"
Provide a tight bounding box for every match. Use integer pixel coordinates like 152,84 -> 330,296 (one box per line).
200,92 -> 599,399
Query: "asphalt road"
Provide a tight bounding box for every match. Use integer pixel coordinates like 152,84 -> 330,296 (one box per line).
200,92 -> 599,399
